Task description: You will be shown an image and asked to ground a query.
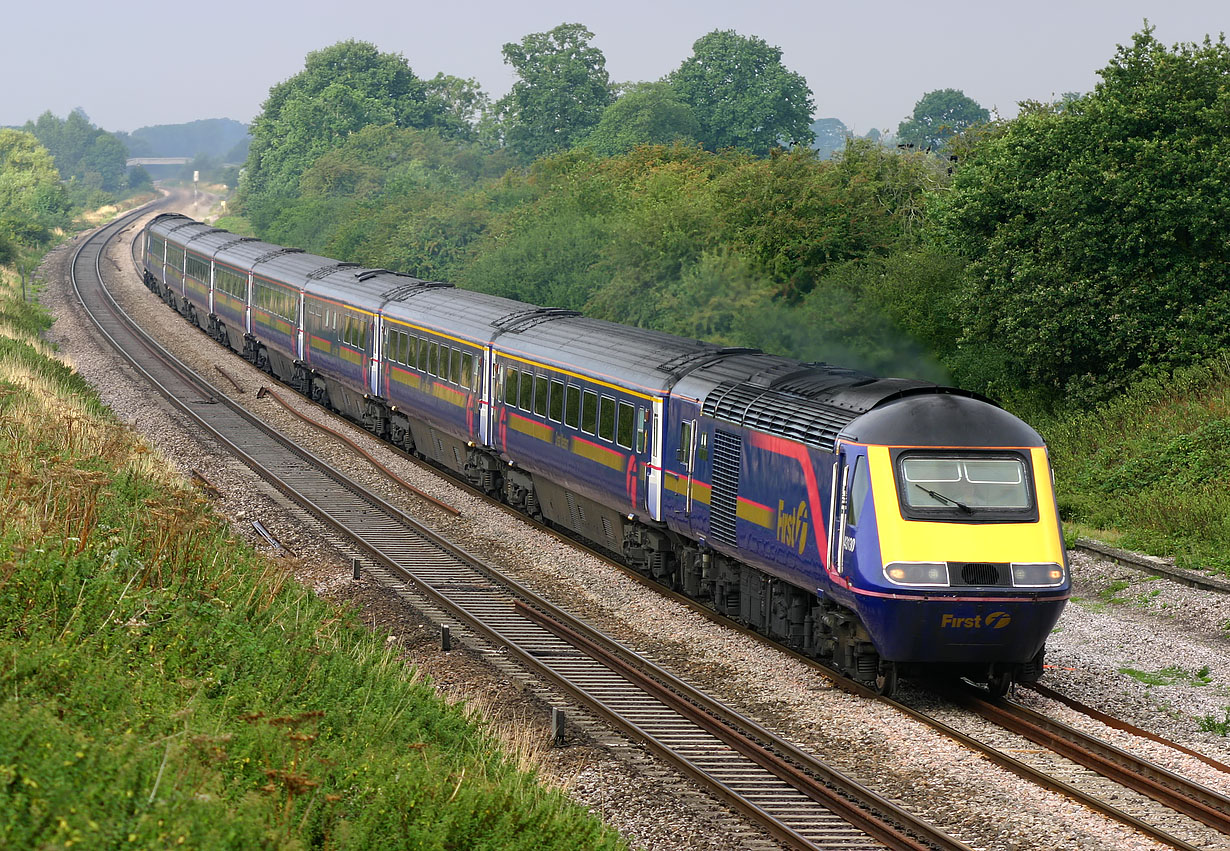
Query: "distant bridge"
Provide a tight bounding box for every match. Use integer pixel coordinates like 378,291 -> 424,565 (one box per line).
126,157 -> 192,166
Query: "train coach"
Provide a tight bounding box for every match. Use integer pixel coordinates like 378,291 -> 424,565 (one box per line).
142,212 -> 1069,696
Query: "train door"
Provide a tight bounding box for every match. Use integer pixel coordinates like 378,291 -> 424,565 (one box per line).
830,445 -> 870,578
479,347 -> 493,448
644,399 -> 663,521
368,315 -> 382,395
296,292 -> 306,361
679,418 -> 697,514
244,272 -> 253,335
829,450 -> 849,576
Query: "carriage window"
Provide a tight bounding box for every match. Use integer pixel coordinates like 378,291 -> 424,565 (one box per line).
535,376 -> 548,417
598,396 -> 615,442
616,401 -> 635,449
520,370 -> 534,410
448,348 -> 460,385
679,420 -> 693,471
636,407 -> 649,453
848,456 -> 870,526
461,353 -> 473,389
565,386 -> 580,428
505,368 -> 520,405
549,380 -> 564,422
581,390 -> 598,434
428,342 -> 439,376
415,338 -> 427,371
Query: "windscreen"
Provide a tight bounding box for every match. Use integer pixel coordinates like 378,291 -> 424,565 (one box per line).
899,455 -> 1032,512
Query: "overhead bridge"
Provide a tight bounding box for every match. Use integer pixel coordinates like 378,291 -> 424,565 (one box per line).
126,157 -> 192,166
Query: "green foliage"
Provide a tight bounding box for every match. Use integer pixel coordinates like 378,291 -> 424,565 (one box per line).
494,23 -> 614,162
810,118 -> 850,159
931,27 -> 1230,405
1118,665 -> 1212,687
896,89 -> 990,151
23,109 -> 131,195
0,304 -> 628,850
668,30 -> 815,155
242,41 -> 464,203
1199,708 -> 1230,735
584,83 -> 700,156
1039,354 -> 1230,572
0,129 -> 71,248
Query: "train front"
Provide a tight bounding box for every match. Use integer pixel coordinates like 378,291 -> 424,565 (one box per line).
833,392 -> 1069,693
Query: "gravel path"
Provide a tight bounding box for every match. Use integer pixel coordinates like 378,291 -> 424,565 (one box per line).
35,202 -> 1230,850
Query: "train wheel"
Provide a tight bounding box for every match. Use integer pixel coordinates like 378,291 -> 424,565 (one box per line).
986,669 -> 1012,699
874,662 -> 898,697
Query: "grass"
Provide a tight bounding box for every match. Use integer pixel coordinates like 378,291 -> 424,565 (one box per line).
1199,708 -> 1230,736
0,250 -> 625,849
1034,352 -> 1230,574
1118,664 -> 1213,688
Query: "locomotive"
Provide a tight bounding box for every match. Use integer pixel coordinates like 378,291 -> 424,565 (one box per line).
142,212 -> 1069,697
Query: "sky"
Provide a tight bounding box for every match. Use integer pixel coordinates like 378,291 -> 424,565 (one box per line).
5,0 -> 1227,135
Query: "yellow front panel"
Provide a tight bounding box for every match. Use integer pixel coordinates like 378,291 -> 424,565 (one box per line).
869,446 -> 1065,565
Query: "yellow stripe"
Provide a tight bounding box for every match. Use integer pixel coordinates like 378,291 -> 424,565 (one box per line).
870,445 -> 1066,565
509,414 -> 553,442
340,347 -> 363,365
432,383 -> 467,408
737,498 -> 775,530
664,474 -> 711,505
391,369 -> 421,389
572,438 -> 625,471
500,352 -> 654,401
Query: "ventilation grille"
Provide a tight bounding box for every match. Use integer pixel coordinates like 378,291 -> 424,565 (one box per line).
709,430 -> 741,545
951,562 -> 1010,587
565,491 -> 587,531
703,382 -> 852,450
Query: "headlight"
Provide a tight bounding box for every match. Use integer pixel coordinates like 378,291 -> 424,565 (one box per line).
884,562 -> 950,586
1011,562 -> 1065,587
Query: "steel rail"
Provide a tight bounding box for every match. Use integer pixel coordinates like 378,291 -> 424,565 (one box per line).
945,687 -> 1230,835
80,212 -> 972,850
110,208 -> 1225,851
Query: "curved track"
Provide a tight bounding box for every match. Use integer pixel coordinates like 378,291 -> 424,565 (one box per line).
102,205 -> 1230,850
78,209 -> 976,850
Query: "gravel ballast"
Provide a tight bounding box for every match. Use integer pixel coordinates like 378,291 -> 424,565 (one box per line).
35,203 -> 1230,850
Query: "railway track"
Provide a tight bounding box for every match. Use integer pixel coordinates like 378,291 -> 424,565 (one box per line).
87,207 -> 1230,849
79,207 -> 977,849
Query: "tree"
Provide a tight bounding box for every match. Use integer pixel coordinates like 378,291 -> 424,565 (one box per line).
24,109 -> 129,193
242,40 -> 451,202
0,129 -> 70,247
810,118 -> 849,159
494,23 -> 614,161
584,82 -> 700,155
929,27 -> 1230,404
668,30 -> 815,155
424,73 -> 489,139
896,89 -> 989,151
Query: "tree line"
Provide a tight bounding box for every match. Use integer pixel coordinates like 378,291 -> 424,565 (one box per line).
231,23 -> 1230,414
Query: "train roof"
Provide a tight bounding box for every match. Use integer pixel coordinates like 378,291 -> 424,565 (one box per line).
671,352 -> 996,451
382,285 -> 534,346
491,313 -> 731,397
842,393 -> 1044,448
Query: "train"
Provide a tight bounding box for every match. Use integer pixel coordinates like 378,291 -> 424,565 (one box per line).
141,212 -> 1069,697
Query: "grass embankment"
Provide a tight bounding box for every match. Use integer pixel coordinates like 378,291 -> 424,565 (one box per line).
0,259 -> 624,847
1038,354 -> 1230,574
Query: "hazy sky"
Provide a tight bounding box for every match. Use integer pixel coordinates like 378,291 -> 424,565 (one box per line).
6,0 -> 1226,135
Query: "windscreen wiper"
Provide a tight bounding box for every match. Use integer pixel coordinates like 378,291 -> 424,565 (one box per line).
914,483 -> 973,513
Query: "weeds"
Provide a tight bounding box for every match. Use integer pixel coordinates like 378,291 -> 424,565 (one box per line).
1199,708 -> 1230,736
1118,664 -> 1213,687
0,260 -> 626,849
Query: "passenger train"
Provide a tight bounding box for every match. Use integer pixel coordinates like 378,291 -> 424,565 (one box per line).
142,212 -> 1069,697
